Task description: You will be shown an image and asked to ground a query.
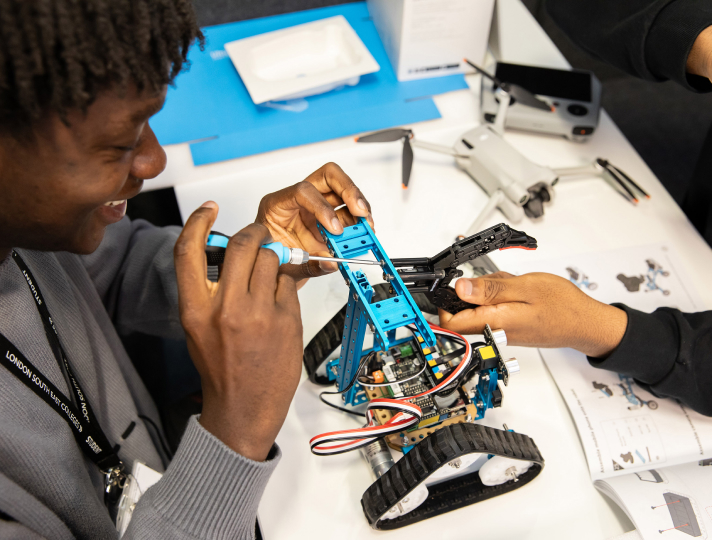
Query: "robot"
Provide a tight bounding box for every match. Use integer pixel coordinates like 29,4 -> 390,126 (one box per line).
303,218 -> 544,529
644,259 -> 670,296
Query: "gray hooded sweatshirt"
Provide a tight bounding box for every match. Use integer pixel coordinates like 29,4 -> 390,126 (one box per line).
0,217 -> 279,539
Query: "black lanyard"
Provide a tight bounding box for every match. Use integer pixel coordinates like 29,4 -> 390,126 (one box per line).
0,251 -> 126,509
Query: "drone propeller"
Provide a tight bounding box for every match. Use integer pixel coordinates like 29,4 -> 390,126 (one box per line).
355,128 -> 412,143
356,128 -> 415,188
463,59 -> 552,113
402,135 -> 413,189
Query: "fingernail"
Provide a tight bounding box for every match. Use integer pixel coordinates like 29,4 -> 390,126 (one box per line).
459,279 -> 472,296
331,217 -> 343,233
200,201 -> 218,209
357,199 -> 368,212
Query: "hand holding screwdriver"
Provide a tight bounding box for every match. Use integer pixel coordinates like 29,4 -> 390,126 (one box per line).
206,232 -> 380,277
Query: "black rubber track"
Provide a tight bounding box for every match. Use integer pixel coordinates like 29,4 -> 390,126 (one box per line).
361,423 -> 544,529
303,284 -> 412,385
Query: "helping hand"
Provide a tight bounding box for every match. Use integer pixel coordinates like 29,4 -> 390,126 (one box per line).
174,202 -> 303,461
687,25 -> 712,82
438,272 -> 628,358
255,162 -> 374,287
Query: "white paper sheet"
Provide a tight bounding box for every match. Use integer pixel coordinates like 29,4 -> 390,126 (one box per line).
596,461 -> 712,539
539,348 -> 712,481
514,244 -> 712,480
511,243 -> 701,313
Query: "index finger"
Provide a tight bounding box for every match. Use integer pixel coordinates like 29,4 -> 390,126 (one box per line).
220,223 -> 274,298
305,162 -> 375,230
438,304 -> 504,335
174,202 -> 219,309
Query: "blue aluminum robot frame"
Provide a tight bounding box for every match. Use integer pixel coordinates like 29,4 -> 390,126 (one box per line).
317,217 -> 437,406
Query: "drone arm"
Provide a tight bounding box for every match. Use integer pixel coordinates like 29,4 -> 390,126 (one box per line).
411,139 -> 468,158
552,164 -> 597,182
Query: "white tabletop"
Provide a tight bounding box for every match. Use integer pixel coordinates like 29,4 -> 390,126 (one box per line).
155,1 -> 712,538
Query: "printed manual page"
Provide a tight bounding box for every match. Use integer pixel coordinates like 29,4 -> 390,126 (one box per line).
539,348 -> 712,481
597,461 -> 712,539
513,243 -> 711,480
516,244 -> 712,538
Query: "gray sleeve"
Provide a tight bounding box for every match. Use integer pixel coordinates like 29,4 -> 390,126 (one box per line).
0,521 -> 46,540
81,217 -> 184,339
124,416 -> 280,540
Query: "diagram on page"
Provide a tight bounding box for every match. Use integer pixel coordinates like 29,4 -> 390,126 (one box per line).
601,416 -> 666,471
616,259 -> 671,296
512,244 -> 699,313
592,374 -> 659,411
598,463 -> 712,539
539,348 -> 712,480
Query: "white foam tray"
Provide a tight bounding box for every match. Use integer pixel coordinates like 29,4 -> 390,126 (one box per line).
225,15 -> 380,105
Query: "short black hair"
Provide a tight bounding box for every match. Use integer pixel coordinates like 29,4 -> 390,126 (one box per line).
0,0 -> 204,129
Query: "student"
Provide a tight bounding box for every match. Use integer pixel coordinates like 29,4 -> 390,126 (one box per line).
439,270 -> 712,417
439,2 -> 712,418
545,0 -> 712,243
0,1 -> 372,538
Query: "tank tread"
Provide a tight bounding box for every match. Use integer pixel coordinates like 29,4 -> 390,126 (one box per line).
302,284 -> 393,385
361,423 -> 544,529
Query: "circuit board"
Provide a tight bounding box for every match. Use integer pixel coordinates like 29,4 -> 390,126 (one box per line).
364,336 -> 482,450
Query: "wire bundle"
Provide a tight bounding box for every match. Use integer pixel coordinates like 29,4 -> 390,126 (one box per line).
310,323 -> 472,456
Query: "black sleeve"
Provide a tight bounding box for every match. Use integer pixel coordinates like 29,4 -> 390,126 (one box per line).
545,0 -> 712,92
587,304 -> 712,415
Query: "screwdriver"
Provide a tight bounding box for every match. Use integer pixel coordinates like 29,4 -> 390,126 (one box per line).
206,232 -> 382,267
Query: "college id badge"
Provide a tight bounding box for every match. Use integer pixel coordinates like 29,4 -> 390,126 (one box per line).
116,461 -> 163,537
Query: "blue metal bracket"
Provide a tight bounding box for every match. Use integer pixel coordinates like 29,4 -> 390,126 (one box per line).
474,368 -> 499,421
317,218 -> 437,406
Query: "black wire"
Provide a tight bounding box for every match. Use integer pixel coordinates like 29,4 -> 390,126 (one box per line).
434,341 -> 486,398
138,414 -> 174,460
318,394 -> 366,418
318,351 -> 376,418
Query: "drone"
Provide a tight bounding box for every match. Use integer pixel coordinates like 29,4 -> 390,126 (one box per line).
303,218 -> 544,529
356,60 -> 647,235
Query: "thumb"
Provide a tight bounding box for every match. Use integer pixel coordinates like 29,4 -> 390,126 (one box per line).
454,275 -> 521,306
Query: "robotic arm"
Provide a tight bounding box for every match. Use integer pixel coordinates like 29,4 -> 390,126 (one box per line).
391,224 -> 537,314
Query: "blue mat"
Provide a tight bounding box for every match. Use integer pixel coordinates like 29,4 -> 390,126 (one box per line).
150,2 -> 468,165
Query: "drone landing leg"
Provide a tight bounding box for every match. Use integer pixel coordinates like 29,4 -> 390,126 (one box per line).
465,189 -> 506,237
493,91 -> 512,135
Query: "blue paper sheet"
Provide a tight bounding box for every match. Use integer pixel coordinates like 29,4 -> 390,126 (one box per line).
150,2 -> 468,164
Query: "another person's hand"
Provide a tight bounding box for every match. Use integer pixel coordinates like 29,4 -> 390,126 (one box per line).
255,162 -> 374,287
438,272 -> 628,358
174,202 -> 303,461
687,25 -> 712,82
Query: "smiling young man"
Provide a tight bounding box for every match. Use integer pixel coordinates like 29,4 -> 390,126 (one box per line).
0,1 -> 373,539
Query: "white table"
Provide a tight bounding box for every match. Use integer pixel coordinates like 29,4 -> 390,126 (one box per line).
153,1 -> 712,538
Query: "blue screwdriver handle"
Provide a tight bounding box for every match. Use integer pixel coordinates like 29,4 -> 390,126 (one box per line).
261,242 -> 291,265
206,233 -> 290,266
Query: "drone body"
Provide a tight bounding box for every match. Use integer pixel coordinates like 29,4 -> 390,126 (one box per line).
452,123 -> 557,231
356,61 -> 644,233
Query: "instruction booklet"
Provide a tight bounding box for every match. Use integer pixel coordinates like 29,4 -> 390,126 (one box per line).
515,244 -> 712,539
